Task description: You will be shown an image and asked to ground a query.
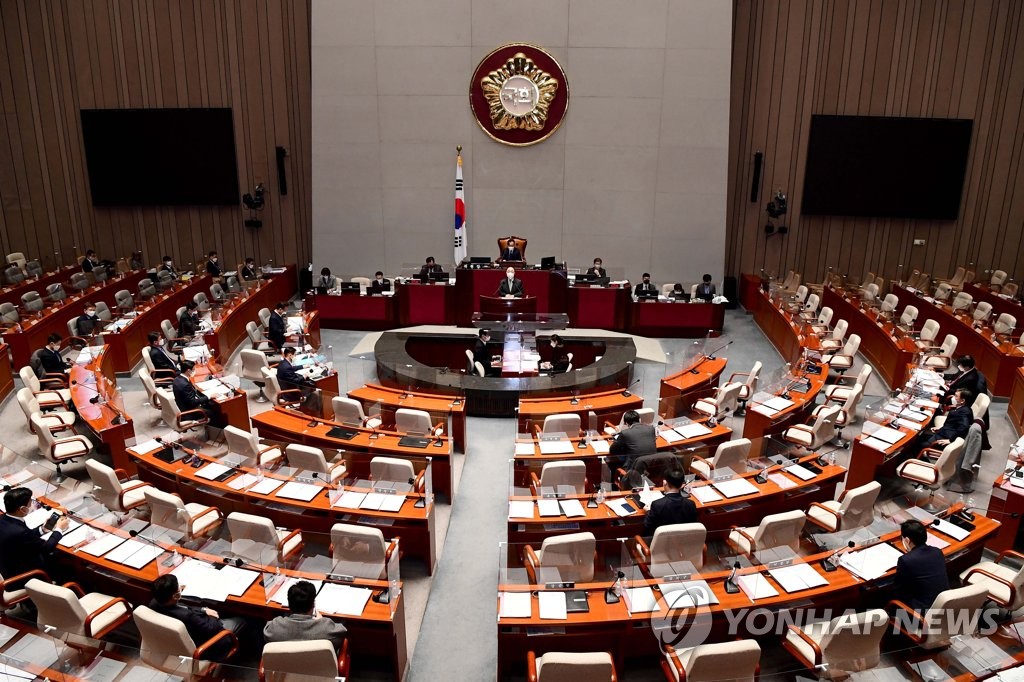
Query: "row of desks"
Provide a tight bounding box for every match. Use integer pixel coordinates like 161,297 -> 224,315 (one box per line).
0,263 -> 79,307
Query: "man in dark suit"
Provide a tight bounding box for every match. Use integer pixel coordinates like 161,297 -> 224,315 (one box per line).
241,257 -> 259,281
159,256 -> 178,278
695,274 -> 716,302
0,487 -> 68,579
146,331 -> 179,374
586,258 -> 608,285
149,574 -> 242,662
925,389 -> 974,448
500,238 -> 522,262
419,257 -> 442,283
38,333 -> 68,374
268,301 -> 288,351
177,301 -> 200,339
75,302 -> 99,336
172,360 -> 218,423
205,250 -> 221,278
894,520 -> 948,612
81,249 -> 99,273
496,266 -> 524,298
942,355 -> 990,444
473,329 -> 499,377
263,580 -> 347,654
370,271 -> 391,294
643,470 -> 697,535
634,273 -> 657,298
608,410 -> 658,473
540,334 -> 570,374
277,347 -> 316,392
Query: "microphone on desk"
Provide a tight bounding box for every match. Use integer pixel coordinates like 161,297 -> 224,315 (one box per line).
129,528 -> 182,567
705,340 -> 732,361
604,570 -> 625,604
621,379 -> 641,398
822,540 -> 856,572
724,561 -> 741,594
570,389 -> 579,406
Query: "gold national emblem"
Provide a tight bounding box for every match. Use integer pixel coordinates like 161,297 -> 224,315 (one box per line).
480,53 -> 559,132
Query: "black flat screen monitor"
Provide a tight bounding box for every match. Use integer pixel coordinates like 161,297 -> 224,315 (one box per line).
540,256 -> 557,270
801,115 -> 973,220
337,282 -> 361,293
428,270 -> 449,282
80,108 -> 240,206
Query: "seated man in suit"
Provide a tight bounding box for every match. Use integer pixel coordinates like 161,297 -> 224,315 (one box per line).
669,282 -> 688,301
539,334 -> 570,374
370,271 -> 391,294
586,258 -> 609,285
634,273 -> 657,298
268,301 -> 289,351
177,301 -> 201,340
643,469 -> 697,535
159,255 -> 178,278
172,360 -> 220,424
129,251 -> 145,270
695,274 -> 716,302
316,267 -> 337,292
81,249 -> 100,273
38,333 -> 69,374
146,331 -> 179,374
924,388 -> 974,448
205,251 -> 221,278
149,574 -> 242,662
241,257 -> 259,281
75,302 -> 100,336
496,266 -> 524,298
0,487 -> 69,581
608,409 -> 657,474
276,346 -> 317,392
894,520 -> 948,612
419,257 -> 442,283
499,238 -> 522,262
473,329 -> 500,377
263,580 -> 347,654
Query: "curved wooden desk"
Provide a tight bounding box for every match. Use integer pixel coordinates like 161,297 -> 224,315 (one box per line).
741,361 -> 827,441
348,383 -> 467,453
0,263 -> 79,308
202,264 -> 297,359
69,346 -> 136,472
659,357 -> 727,418
252,406 -> 455,500
128,441 -> 437,574
517,388 -> 644,432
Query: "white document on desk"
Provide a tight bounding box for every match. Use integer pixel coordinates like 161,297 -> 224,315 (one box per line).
623,586 -> 660,613
317,583 -> 372,616
335,491 -> 366,509
769,563 -> 829,593
659,428 -> 685,444
559,499 -> 586,518
499,591 -> 532,619
895,418 -> 924,432
677,423 -> 713,439
508,500 -> 535,519
105,539 -> 163,569
227,473 -> 259,491
860,437 -> 892,452
537,499 -> 561,517
870,426 -> 906,444
128,439 -> 163,456
930,518 -> 970,541
79,533 -> 127,557
514,442 -> 536,456
763,396 -> 794,411
712,477 -> 759,498
539,440 -> 575,455
249,478 -> 285,496
276,481 -> 321,502
268,577 -> 323,606
589,439 -> 611,454
194,462 -> 231,480
603,499 -> 636,517
737,573 -> 779,600
538,591 -> 568,620
359,493 -> 386,510
784,464 -> 815,481
219,565 -> 261,596
660,580 -> 718,608
768,473 -> 796,490
690,486 -> 722,503
839,543 -> 903,581
378,495 -> 405,512
57,522 -> 92,547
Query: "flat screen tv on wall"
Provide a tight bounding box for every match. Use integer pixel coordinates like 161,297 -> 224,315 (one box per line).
801,115 -> 973,220
80,108 -> 240,206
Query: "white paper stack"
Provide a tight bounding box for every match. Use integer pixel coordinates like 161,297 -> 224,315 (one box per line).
839,543 -> 903,581
508,501 -> 535,519
768,563 -> 829,593
538,499 -> 561,517
276,481 -> 321,501
623,586 -> 660,613
104,539 -> 165,569
227,473 -> 259,491
539,440 -> 575,455
499,591 -> 532,618
589,440 -> 611,454
538,591 -> 568,619
515,442 -> 537,455
317,583 -> 372,616
768,473 -> 796,490
660,580 -> 719,608
603,499 -> 636,517
737,573 -> 779,600
659,429 -> 685,444
677,423 -> 713,439
559,499 -> 586,517
194,462 -> 232,480
127,439 -> 163,456
712,477 -> 759,498
79,533 -> 127,557
784,464 -> 815,481
690,486 -> 722,503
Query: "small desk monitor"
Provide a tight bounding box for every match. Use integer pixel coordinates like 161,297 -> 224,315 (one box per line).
337,282 -> 361,293
540,256 -> 557,270
428,270 -> 449,282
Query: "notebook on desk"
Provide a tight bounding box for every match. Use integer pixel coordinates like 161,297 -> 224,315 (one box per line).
326,426 -> 358,440
398,436 -> 432,449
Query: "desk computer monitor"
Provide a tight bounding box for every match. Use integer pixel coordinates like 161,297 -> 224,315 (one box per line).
540,256 -> 557,270
313,286 -> 329,296
428,270 -> 449,282
575,272 -> 597,283
637,290 -> 658,300
469,256 -> 491,264
337,282 -> 361,293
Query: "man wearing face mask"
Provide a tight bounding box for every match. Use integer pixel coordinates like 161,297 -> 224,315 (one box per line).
76,302 -> 100,336
924,388 -> 974,448
634,273 -> 657,299
499,238 -> 522,262
205,250 -> 221,278
586,258 -> 609,286
894,520 -> 948,612
540,334 -> 570,374
160,256 -> 178,278
495,266 -> 524,298
0,487 -> 69,580
146,331 -> 179,375
38,333 -> 69,374
173,360 -> 221,425
370,271 -> 391,295
177,301 -> 201,340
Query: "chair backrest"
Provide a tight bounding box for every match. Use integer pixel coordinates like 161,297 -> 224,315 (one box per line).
140,347 -> 158,374
991,269 -> 1008,286
240,349 -> 270,382
840,333 -> 861,357
158,320 -> 175,343
69,273 -> 89,291
144,487 -> 190,533
6,252 -> 26,269
21,291 -> 43,312
210,283 -> 226,301
919,319 -> 940,343
19,365 -> 40,392
115,290 -> 133,311
16,387 -> 41,428
332,396 -> 368,425
194,292 -> 210,310
899,305 -> 919,326
92,265 -> 108,282
683,640 -> 761,682
816,307 -> 834,327
794,284 -> 808,303
25,260 -> 42,278
839,383 -> 864,422
539,532 -> 596,583
4,265 -> 25,285
863,283 -> 879,301
261,640 -> 340,681
535,652 -> 614,682
951,291 -> 973,312
712,438 -> 751,471
30,412 -> 58,454
330,523 -> 387,579
496,236 -> 528,260
542,413 -> 582,434
880,293 -> 899,313
66,317 -> 79,338
25,579 -> 88,635
156,270 -> 175,286
807,405 -> 841,448
94,301 -> 111,321
649,523 -> 707,573
712,382 -> 743,415
836,481 -> 881,529
852,364 -> 873,387
973,301 -> 993,321
395,408 -> 434,435
633,407 -> 656,424
752,510 -> 806,552
921,584 -> 989,649
0,302 -> 19,324
972,393 -> 990,420
1004,282 -> 1019,298
224,424 -> 261,458
938,334 -> 958,357
156,387 -> 185,428
817,609 -> 889,672
139,368 -> 162,408
370,456 -> 415,483
539,460 -> 587,494
948,266 -> 966,287
86,459 -> 129,512
47,283 -> 67,301
285,444 -> 329,474
964,269 -> 976,283
933,437 -> 965,484
995,313 -> 1017,335
246,320 -> 263,344
258,307 -> 272,328
138,279 -> 156,298
134,605 -> 197,664
803,292 -> 820,313
933,282 -> 952,301
830,319 -> 848,340
260,367 -> 286,403
225,275 -> 240,292
226,512 -> 279,559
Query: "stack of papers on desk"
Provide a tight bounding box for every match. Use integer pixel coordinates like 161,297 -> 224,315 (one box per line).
196,379 -> 234,399
499,591 -> 532,618
769,563 -> 829,593
317,583 -> 372,616
784,464 -> 815,481
603,499 -> 637,517
75,346 -> 104,363
768,473 -> 796,490
358,492 -> 405,512
712,477 -> 759,498
102,319 -> 133,333
558,499 -> 586,517
868,425 -> 906,444
57,522 -> 92,547
660,580 -> 718,608
538,591 -> 567,619
181,346 -> 211,362
658,428 -> 685,444
589,439 -> 610,454
514,442 -> 536,456
539,440 -> 575,455
172,560 -> 259,602
638,485 -> 664,508
128,439 -> 163,456
737,573 -> 779,600
914,398 -> 941,409
275,481 -> 321,501
3,633 -> 60,670
690,486 -> 722,503
750,396 -> 794,417
895,418 -> 924,432
227,473 -> 259,491
900,407 -> 930,422
249,478 -> 285,496
537,499 -> 561,517
80,533 -> 127,557
268,578 -> 323,606
508,500 -> 535,519
839,543 -> 903,581
104,539 -> 165,569
623,586 -> 660,613
676,423 -> 713,439
22,507 -> 54,530
860,436 -> 894,451
194,462 -> 232,480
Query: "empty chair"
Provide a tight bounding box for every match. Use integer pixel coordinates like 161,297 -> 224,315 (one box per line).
950,291 -> 973,313
540,413 -> 582,436
941,266 -> 967,289
261,367 -> 305,406
46,283 -> 68,301
922,333 -> 958,370
159,319 -> 180,344
240,349 -> 271,401
991,269 -> 1008,288
21,291 -> 44,313
959,549 -> 1024,612
464,348 -> 485,376
915,319 -> 940,348
247,320 -> 279,354
19,365 -> 71,408
728,509 -> 806,554
782,405 -> 841,450
94,301 -> 112,321
0,302 -> 18,325
806,481 -> 881,532
258,306 -> 272,328
809,306 -> 834,334
933,282 -> 953,301
530,460 -> 587,495
370,456 -> 421,488
24,260 -> 42,278
823,363 -> 872,402
134,605 -> 238,676
897,437 -> 964,511
224,275 -> 240,293
898,305 -> 919,328
143,487 -> 222,541
783,609 -> 889,677
138,278 -> 156,299
193,291 -> 211,312
793,284 -> 809,304
634,522 -> 707,575
1004,281 -> 1019,298
889,583 -> 988,649
973,300 -> 993,323
17,387 -> 74,433
692,381 -> 743,423
819,319 -> 848,350
822,333 -> 860,374
260,640 -> 350,682
396,407 -> 443,436
662,639 -> 761,682
798,293 -> 821,319
4,265 -> 25,285
350,276 -> 372,290
813,383 -> 862,447
91,265 -> 108,283
782,270 -> 801,291
138,368 -> 164,414
156,269 -> 176,289
331,396 -> 382,429
85,459 -> 153,515
862,282 -> 879,304
6,252 -> 26,269
115,289 -> 134,312
730,361 -> 762,416
879,293 -> 899,316
25,578 -> 130,641
994,313 -> 1017,340
209,282 -> 226,302
285,443 -> 346,482
524,532 -> 596,583
330,522 -> 397,579
156,387 -> 209,434
69,273 -> 89,291
527,651 -> 616,682
223,424 -> 284,467
226,512 -> 303,565
31,412 -> 91,481
690,438 -> 751,479
0,568 -> 49,610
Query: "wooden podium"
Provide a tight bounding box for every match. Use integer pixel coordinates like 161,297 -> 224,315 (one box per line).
478,295 -> 537,317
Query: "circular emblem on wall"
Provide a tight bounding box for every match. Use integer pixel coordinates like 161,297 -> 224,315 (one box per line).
470,44 -> 569,147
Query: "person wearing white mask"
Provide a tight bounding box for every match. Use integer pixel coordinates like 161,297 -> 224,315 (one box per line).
146,331 -> 179,373
205,250 -> 221,278
370,270 -> 391,295
0,487 -> 69,582
495,266 -> 524,298
75,302 -> 99,336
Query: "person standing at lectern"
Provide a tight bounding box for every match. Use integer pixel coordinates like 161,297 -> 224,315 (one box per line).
496,266 -> 524,298
634,273 -> 657,298
500,238 -> 522,262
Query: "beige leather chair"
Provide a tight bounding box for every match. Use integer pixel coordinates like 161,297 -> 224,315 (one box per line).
332,396 -> 382,428
897,438 -> 964,510
138,368 -> 164,415
823,364 -> 872,402
210,282 -> 226,302
330,522 -> 398,580
862,282 -> 879,305
730,362 -> 762,416
809,307 -> 834,334
973,301 -> 993,323
85,459 -> 153,515
19,365 -> 71,407
898,305 -> 919,328
68,273 -> 89,292
889,583 -> 988,649
530,460 -> 587,495
0,302 -> 19,325
933,282 -> 953,301
938,266 -> 967,289
6,252 -> 26,269
25,578 -> 130,641
603,407 -> 656,434
822,333 -> 860,373
728,509 -> 806,554
155,387 -> 208,434
994,313 -> 1017,340
143,487 -> 222,541
950,291 -> 973,313
782,404 -> 840,450
783,609 -> 888,677
527,651 -> 616,682
138,278 -> 157,300
960,549 -> 1024,611
634,522 -> 707,576
661,639 -> 761,682
692,381 -> 743,422
799,293 -> 820,319
247,320 -> 279,354
819,319 -> 848,350
260,639 -> 350,682
224,424 -> 284,467
396,407 -> 442,436
0,568 -> 49,610
465,348 -> 485,376
879,293 -> 899,316
141,347 -> 176,385
922,334 -> 958,370
369,456 -> 423,490
261,367 -> 305,406
285,443 -> 346,482
539,413 -> 582,436
523,532 -> 596,583
134,604 -> 238,676
240,348 -> 271,401
17,387 -> 74,433
226,511 -> 303,565
814,382 -> 863,447
991,269 -> 1008,288
806,481 -> 881,532
916,319 -> 940,348
1004,281 -> 1019,298
31,412 -> 91,480
21,290 -> 43,313
690,438 -> 751,480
